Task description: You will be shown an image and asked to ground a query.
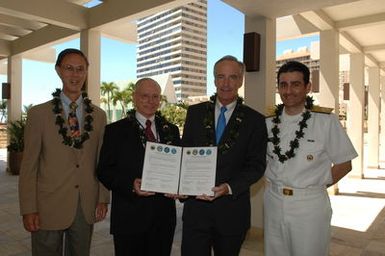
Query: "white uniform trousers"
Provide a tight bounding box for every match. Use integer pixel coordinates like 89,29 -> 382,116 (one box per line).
264,183 -> 332,256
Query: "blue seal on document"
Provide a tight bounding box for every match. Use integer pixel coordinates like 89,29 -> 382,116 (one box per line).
199,149 -> 205,155
157,146 -> 163,152
206,149 -> 212,155
164,147 -> 170,153
171,148 -> 177,154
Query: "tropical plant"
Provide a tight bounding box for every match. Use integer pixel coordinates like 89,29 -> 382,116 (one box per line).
111,82 -> 135,119
7,117 -> 26,152
22,104 -> 33,118
100,81 -> 118,122
160,102 -> 188,129
7,104 -> 33,152
0,100 -> 7,123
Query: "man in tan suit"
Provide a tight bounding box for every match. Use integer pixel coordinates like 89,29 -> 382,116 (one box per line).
19,48 -> 110,255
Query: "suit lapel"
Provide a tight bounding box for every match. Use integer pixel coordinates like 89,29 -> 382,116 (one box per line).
155,118 -> 164,143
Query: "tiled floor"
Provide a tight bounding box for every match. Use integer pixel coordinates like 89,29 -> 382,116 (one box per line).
1,148 -> 385,255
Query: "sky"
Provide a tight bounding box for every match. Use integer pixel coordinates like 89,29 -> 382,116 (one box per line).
0,0 -> 319,107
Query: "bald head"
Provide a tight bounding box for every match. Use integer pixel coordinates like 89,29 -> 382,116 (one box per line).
133,78 -> 162,118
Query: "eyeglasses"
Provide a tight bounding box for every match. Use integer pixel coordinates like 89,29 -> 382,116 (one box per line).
61,64 -> 87,74
138,94 -> 161,102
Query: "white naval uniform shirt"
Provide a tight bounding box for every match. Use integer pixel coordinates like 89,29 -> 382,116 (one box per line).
265,109 -> 358,189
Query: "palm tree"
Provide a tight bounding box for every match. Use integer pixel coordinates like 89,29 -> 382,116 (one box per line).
122,82 -> 135,110
111,91 -> 126,118
100,82 -> 118,122
111,82 -> 136,119
0,100 -> 7,123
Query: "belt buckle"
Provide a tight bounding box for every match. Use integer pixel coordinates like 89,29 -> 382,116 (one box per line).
283,188 -> 293,196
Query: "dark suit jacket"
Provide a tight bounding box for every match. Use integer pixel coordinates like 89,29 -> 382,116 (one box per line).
182,100 -> 267,235
97,114 -> 181,235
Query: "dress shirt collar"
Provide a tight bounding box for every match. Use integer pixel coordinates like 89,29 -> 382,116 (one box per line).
135,111 -> 155,127
60,92 -> 82,108
215,98 -> 237,127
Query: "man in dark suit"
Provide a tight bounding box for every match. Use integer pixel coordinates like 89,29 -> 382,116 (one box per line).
97,78 -> 181,256
181,55 -> 267,256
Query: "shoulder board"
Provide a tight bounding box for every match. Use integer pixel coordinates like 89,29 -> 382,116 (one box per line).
311,105 -> 333,114
265,106 -> 276,118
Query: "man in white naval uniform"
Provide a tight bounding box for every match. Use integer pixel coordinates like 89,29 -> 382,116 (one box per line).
264,61 -> 358,256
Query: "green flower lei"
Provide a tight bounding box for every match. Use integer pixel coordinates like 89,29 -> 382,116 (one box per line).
52,88 -> 94,149
203,94 -> 245,154
271,96 -> 313,163
126,109 -> 175,146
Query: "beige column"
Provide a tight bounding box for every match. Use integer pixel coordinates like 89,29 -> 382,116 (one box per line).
8,55 -> 23,122
319,30 -> 339,114
244,15 -> 276,112
80,29 -> 101,106
244,15 -> 276,230
347,53 -> 364,178
319,30 -> 341,194
367,67 -> 380,168
380,76 -> 385,161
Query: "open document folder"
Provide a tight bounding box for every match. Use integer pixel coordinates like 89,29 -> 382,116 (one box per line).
140,141 -> 217,196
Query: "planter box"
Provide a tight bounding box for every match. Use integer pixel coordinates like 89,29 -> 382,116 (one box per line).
8,151 -> 23,175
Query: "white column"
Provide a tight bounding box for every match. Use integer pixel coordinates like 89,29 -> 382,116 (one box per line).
244,15 -> 276,230
380,76 -> 385,161
367,67 -> 380,168
244,15 -> 276,113
8,55 -> 23,122
80,29 -> 101,106
319,30 -> 339,115
347,53 -> 364,178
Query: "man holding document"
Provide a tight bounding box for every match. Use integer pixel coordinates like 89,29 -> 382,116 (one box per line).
181,55 -> 268,255
97,78 -> 180,256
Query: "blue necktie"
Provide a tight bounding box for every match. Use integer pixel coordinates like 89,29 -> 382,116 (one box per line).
216,106 -> 227,144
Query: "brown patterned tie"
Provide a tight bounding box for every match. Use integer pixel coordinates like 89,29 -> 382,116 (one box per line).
68,102 -> 80,138
145,119 -> 156,142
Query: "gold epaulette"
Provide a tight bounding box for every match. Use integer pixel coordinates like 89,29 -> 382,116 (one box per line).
265,106 -> 276,118
311,105 -> 333,114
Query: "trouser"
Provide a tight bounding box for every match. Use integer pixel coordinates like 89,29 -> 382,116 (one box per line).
31,202 -> 93,256
264,183 -> 332,256
113,220 -> 175,256
181,225 -> 246,256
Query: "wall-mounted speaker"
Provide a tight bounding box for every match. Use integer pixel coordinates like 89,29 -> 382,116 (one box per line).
243,32 -> 261,72
2,83 -> 10,99
311,70 -> 320,93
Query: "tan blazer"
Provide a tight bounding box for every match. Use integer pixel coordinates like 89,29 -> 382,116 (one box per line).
19,100 -> 110,230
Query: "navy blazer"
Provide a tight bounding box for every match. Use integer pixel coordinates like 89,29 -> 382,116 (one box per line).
97,115 -> 181,235
182,101 -> 267,235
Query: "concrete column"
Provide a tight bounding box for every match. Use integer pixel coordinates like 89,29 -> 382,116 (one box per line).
319,30 -> 339,115
367,67 -> 380,168
244,16 -> 276,113
347,53 -> 364,178
380,76 -> 385,161
80,29 -> 101,106
244,15 -> 276,230
8,55 -> 23,122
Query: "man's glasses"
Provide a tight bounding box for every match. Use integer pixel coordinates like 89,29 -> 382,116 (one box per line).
61,64 -> 86,74
138,94 -> 161,102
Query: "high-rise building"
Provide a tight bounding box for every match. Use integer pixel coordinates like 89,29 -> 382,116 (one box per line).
136,0 -> 207,101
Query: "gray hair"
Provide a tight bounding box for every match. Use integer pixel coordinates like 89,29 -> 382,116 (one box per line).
213,55 -> 245,77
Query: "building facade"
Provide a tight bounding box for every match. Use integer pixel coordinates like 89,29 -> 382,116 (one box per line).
136,0 -> 207,101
